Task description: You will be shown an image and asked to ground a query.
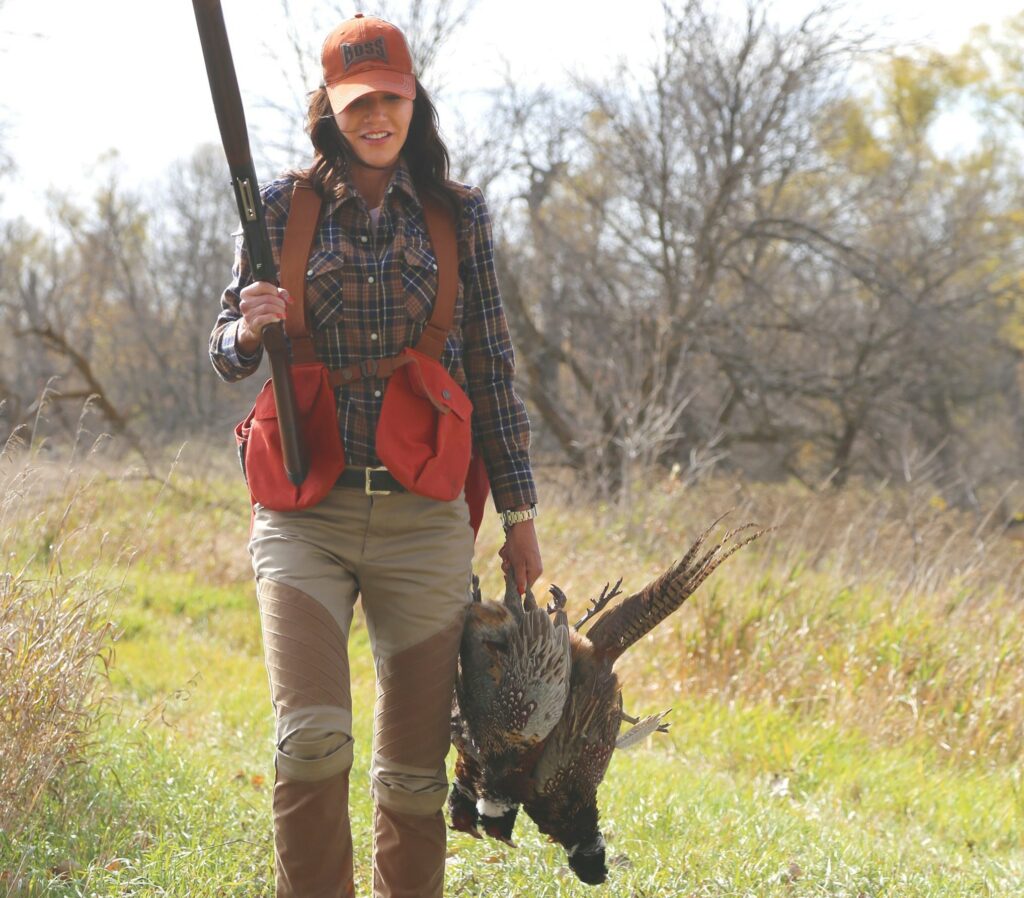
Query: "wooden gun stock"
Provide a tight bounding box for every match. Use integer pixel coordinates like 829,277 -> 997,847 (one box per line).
192,0 -> 307,486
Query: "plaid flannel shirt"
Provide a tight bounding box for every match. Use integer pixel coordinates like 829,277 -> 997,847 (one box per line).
209,163 -> 537,511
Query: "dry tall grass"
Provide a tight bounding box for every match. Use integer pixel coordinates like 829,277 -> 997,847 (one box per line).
535,473 -> 1024,766
3,429 -> 1022,851
0,445 -> 117,838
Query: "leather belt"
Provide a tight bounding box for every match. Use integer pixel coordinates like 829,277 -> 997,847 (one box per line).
337,466 -> 406,495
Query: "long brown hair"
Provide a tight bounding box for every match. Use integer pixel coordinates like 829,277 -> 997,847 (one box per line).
297,79 -> 462,217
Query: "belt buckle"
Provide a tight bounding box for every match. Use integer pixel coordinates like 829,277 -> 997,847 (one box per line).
365,465 -> 392,496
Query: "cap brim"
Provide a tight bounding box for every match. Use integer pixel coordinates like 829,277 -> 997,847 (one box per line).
325,72 -> 416,114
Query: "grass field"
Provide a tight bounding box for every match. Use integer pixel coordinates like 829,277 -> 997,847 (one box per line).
2,450 -> 1023,896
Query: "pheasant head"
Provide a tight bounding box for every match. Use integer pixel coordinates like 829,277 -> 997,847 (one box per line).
528,790 -> 607,884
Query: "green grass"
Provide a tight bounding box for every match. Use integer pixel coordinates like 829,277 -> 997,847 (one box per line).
3,464 -> 1024,896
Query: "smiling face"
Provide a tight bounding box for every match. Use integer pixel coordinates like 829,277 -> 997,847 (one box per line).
335,90 -> 414,168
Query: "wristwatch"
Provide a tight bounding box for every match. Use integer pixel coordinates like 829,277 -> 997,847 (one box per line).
499,504 -> 538,531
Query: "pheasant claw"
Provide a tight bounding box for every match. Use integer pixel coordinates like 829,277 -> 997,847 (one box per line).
574,577 -> 624,631
546,584 -> 568,614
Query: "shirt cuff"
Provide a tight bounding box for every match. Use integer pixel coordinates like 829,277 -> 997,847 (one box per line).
222,318 -> 263,369
490,468 -> 539,512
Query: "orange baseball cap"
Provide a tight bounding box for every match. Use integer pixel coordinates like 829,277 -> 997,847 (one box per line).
321,14 -> 416,114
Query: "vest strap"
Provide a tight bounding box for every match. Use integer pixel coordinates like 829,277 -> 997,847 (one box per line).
280,182 -> 323,365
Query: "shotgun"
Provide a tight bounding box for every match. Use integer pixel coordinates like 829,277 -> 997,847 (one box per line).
192,0 -> 308,486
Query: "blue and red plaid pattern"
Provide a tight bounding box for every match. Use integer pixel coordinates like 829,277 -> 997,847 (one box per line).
209,163 -> 537,511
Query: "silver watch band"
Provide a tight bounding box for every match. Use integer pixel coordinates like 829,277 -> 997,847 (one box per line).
499,504 -> 538,530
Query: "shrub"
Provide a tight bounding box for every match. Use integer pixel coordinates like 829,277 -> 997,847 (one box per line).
0,451 -> 116,838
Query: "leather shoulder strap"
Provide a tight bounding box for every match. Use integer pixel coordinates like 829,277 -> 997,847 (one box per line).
280,181 -> 323,364
415,193 -> 459,361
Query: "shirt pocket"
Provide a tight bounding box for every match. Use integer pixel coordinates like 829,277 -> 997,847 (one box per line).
401,241 -> 438,323
305,249 -> 346,328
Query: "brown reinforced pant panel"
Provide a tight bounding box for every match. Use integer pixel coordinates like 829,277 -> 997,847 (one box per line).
373,804 -> 446,898
374,616 -> 464,767
275,771 -> 355,898
257,578 -> 353,720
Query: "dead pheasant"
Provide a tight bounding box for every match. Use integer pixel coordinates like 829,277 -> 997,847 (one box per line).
450,517 -> 764,884
449,573 -> 572,844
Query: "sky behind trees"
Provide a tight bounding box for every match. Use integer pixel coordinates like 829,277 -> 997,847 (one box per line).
0,0 -> 1022,222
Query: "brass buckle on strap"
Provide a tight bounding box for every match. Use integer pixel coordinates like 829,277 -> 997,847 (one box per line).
365,466 -> 392,496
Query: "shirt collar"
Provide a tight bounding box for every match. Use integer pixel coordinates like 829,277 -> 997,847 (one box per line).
388,160 -> 420,205
322,156 -> 421,215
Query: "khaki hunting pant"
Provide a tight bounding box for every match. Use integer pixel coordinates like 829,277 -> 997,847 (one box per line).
249,483 -> 474,898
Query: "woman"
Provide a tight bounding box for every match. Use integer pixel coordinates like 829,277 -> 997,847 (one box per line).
209,14 -> 541,898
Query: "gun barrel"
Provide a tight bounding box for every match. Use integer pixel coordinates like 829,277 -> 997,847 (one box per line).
193,0 -> 308,486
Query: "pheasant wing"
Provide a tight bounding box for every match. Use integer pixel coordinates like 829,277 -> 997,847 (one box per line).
531,660 -> 621,793
506,606 -> 573,746
457,602 -> 572,763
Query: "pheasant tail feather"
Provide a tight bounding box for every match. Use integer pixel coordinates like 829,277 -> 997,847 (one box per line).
586,519 -> 765,660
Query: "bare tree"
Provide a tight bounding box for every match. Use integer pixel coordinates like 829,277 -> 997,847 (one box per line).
472,0 -> 1024,502
487,0 -> 866,497
152,144 -> 241,429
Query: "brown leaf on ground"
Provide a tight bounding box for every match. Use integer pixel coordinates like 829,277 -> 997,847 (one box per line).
52,859 -> 76,879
